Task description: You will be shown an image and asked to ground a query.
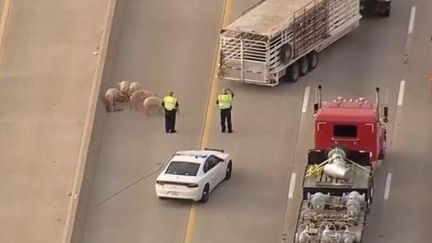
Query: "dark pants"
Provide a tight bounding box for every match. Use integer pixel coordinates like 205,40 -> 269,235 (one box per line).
220,108 -> 232,132
164,109 -> 177,133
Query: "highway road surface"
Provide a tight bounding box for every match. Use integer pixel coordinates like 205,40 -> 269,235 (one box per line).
80,0 -> 225,242
0,0 -> 111,243
77,0 -> 432,243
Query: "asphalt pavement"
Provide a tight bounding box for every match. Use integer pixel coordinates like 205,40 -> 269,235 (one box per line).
80,0 -> 225,242
78,0 -> 432,242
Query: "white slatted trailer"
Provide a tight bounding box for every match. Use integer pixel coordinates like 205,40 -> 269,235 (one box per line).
219,0 -> 361,86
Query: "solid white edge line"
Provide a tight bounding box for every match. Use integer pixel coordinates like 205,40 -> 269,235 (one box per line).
302,86 -> 311,113
408,6 -> 416,34
384,173 -> 392,200
397,80 -> 406,106
288,172 -> 296,199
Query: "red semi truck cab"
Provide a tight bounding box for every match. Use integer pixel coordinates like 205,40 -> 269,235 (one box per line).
313,87 -> 388,164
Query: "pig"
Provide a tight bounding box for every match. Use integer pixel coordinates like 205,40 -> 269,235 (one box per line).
118,80 -> 130,101
142,96 -> 163,116
103,88 -> 120,112
128,82 -> 141,97
129,89 -> 156,110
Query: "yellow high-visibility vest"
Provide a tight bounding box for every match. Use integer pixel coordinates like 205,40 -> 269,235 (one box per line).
218,94 -> 232,109
163,96 -> 177,111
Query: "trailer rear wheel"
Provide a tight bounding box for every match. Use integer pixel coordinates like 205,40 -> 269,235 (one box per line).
380,9 -> 390,17
286,62 -> 300,82
308,51 -> 319,70
280,44 -> 293,64
299,57 -> 309,76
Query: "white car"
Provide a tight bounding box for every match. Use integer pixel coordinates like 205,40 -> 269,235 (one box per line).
155,148 -> 232,203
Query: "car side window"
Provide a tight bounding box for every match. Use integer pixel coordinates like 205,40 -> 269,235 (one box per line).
203,160 -> 210,173
203,156 -> 219,173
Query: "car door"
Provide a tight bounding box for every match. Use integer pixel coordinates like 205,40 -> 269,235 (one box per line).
215,156 -> 227,184
202,159 -> 215,190
203,156 -> 219,190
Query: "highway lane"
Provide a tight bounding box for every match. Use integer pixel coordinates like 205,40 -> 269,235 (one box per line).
281,0 -> 432,241
363,0 -> 432,242
189,0 -> 429,243
79,0 -> 432,243
80,0 -> 225,242
188,0 -> 309,242
282,0 -> 430,241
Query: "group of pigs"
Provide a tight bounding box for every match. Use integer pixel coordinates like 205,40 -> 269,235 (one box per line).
103,81 -> 163,115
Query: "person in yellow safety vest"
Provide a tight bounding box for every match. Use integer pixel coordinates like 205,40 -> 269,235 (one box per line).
216,88 -> 234,133
161,91 -> 179,133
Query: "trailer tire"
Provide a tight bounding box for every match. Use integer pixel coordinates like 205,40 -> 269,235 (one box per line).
381,9 -> 390,17
280,44 -> 293,64
299,57 -> 309,76
286,62 -> 300,82
308,51 -> 319,70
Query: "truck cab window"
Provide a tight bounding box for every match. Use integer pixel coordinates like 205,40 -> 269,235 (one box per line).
333,125 -> 357,138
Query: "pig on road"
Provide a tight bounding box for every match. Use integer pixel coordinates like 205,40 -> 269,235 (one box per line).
130,89 -> 156,110
142,96 -> 163,116
128,82 -> 141,97
104,88 -> 121,112
118,80 -> 130,101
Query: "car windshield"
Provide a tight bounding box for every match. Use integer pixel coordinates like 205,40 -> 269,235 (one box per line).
165,161 -> 200,176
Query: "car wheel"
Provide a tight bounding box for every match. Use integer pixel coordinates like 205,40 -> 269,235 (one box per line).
308,51 -> 319,70
299,57 -> 309,76
200,184 -> 210,203
224,160 -> 232,180
286,62 -> 300,82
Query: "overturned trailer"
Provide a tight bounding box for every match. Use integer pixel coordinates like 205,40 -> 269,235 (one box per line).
219,0 -> 361,86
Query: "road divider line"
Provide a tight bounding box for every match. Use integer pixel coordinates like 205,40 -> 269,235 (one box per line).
407,6 -> 416,35
183,205 -> 197,243
384,173 -> 392,200
0,0 -> 12,58
183,1 -> 232,243
403,6 -> 416,63
288,173 -> 297,199
301,86 -> 310,113
397,80 -> 406,106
